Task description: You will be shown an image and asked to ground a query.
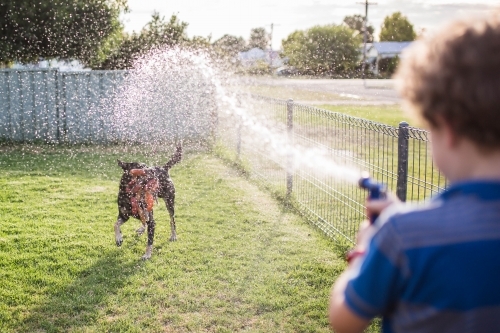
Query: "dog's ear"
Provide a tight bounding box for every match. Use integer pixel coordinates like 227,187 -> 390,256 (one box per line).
117,160 -> 127,170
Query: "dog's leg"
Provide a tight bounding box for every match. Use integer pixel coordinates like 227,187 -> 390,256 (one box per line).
114,216 -> 127,246
163,197 -> 177,241
135,192 -> 147,236
142,213 -> 155,260
136,225 -> 146,236
143,245 -> 152,260
135,208 -> 149,236
136,209 -> 146,236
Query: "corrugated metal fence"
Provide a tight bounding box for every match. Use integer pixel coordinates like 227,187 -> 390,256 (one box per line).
0,69 -> 128,143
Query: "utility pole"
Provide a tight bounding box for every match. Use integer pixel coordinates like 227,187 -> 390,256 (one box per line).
267,23 -> 280,69
270,23 -> 274,51
357,0 -> 377,86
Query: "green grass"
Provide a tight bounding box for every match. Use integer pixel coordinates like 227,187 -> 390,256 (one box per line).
318,104 -> 409,127
0,144 -> 352,333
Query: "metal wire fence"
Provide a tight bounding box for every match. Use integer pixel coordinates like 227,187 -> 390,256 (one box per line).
217,95 -> 447,244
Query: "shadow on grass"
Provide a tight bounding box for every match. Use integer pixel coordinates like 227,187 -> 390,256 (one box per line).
21,249 -> 142,332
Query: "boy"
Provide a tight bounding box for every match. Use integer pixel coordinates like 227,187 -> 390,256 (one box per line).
328,12 -> 500,333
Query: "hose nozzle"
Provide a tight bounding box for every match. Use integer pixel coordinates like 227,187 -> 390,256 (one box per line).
359,172 -> 387,224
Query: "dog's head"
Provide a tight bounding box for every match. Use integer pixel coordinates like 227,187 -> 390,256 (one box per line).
117,160 -> 147,173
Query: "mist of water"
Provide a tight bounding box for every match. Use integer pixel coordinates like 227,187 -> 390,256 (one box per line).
110,46 -> 362,183
111,48 -> 218,147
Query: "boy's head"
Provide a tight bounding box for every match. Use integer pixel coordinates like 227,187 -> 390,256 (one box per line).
395,12 -> 500,152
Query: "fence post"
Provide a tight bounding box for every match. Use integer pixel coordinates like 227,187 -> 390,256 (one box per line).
396,121 -> 409,202
286,99 -> 294,198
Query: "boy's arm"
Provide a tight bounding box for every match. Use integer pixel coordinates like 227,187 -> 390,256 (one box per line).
329,271 -> 370,333
329,199 -> 399,332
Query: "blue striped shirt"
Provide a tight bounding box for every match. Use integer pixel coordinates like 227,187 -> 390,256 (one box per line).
345,181 -> 500,333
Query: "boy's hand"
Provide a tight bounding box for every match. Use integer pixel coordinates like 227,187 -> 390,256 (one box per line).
365,192 -> 399,219
352,194 -> 400,256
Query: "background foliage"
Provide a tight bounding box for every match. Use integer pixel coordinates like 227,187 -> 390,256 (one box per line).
0,0 -> 126,67
212,34 -> 247,63
343,14 -> 374,43
282,25 -> 361,76
96,12 -> 190,69
248,27 -> 269,50
379,12 -> 416,42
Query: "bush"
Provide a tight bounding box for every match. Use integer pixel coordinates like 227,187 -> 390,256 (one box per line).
378,56 -> 400,77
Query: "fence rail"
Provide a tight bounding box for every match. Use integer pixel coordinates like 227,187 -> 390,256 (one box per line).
219,95 -> 447,243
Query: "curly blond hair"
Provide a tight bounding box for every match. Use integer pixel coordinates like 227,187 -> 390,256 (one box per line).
395,12 -> 500,149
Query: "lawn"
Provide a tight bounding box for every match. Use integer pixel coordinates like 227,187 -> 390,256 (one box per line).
317,104 -> 410,127
0,144 -> 350,333
240,82 -> 413,127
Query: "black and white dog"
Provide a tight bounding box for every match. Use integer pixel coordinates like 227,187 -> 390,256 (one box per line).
114,145 -> 182,260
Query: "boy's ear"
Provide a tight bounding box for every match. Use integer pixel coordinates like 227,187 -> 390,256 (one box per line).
435,116 -> 460,149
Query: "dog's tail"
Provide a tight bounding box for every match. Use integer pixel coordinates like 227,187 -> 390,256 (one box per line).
164,143 -> 182,170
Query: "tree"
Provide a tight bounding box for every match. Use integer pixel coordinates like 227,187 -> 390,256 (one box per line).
185,35 -> 212,49
213,34 -> 246,58
281,25 -> 361,75
379,12 -> 416,42
378,56 -> 399,76
343,15 -> 374,43
97,12 -> 189,69
0,0 -> 125,66
248,27 -> 269,50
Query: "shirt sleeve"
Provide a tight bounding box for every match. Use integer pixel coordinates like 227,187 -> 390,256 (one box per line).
344,221 -> 407,319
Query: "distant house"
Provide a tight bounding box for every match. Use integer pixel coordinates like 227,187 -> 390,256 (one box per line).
238,47 -> 284,68
364,42 -> 413,74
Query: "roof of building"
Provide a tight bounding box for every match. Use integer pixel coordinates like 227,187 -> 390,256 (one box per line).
370,42 -> 413,55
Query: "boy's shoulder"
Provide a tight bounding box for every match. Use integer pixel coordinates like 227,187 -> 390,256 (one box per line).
375,180 -> 500,251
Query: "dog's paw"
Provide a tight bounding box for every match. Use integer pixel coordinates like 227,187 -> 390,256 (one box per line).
136,226 -> 146,236
169,234 -> 177,242
141,245 -> 152,260
115,232 -> 123,246
114,223 -> 123,246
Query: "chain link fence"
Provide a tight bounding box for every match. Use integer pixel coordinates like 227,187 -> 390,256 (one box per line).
218,95 -> 447,244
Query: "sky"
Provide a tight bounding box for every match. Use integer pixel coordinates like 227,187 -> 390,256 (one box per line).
121,0 -> 499,49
